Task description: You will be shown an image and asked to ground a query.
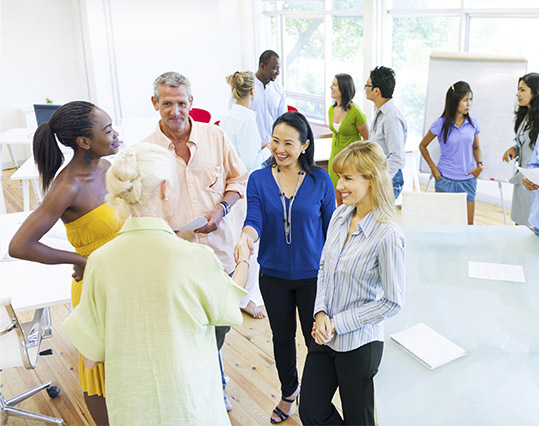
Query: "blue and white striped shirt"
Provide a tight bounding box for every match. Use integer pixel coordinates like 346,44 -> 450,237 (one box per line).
314,205 -> 405,352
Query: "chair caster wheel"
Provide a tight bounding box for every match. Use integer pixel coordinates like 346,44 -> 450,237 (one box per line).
47,385 -> 61,399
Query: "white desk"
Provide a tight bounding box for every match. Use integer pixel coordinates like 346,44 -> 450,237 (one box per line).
376,225 -> 539,425
0,128 -> 35,168
0,212 -> 72,312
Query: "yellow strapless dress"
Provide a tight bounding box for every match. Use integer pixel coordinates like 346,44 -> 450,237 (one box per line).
64,203 -> 123,396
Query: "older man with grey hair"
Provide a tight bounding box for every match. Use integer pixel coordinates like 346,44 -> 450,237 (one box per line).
141,71 -> 249,413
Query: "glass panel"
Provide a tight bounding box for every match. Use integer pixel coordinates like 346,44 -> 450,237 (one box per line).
391,16 -> 460,142
281,1 -> 325,11
469,17 -> 539,72
464,0 -> 539,7
283,17 -> 325,96
332,0 -> 364,10
330,16 -> 364,102
390,0 -> 460,8
288,98 -> 325,121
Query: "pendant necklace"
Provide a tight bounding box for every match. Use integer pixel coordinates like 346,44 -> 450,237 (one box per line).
276,166 -> 304,245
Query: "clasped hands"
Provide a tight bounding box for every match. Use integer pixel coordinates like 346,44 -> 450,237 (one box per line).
311,312 -> 335,345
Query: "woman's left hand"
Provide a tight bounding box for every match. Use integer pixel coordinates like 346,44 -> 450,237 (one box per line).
523,177 -> 539,191
466,165 -> 483,178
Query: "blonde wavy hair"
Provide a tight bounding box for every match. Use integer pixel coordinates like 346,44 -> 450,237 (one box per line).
106,142 -> 177,220
332,141 -> 398,225
226,71 -> 255,101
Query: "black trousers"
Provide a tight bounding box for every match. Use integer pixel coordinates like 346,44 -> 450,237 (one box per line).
299,340 -> 383,426
259,272 -> 317,397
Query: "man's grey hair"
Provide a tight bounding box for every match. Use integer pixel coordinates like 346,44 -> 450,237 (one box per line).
153,71 -> 192,101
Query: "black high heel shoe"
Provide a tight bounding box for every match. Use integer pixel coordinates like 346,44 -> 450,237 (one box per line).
270,385 -> 300,424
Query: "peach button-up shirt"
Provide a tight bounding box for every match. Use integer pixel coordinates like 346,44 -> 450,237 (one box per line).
142,118 -> 248,273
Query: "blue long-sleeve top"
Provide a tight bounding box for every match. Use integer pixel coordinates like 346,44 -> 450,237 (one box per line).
244,166 -> 336,280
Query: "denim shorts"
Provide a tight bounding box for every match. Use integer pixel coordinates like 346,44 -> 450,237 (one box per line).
434,175 -> 477,202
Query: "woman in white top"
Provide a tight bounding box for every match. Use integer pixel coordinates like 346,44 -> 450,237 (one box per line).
220,71 -> 271,318
299,141 -> 405,426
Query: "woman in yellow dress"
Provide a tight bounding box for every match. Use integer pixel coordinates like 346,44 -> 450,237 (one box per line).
9,101 -> 121,425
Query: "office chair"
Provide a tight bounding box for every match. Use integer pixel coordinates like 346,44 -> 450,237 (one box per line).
0,297 -> 64,425
401,192 -> 467,225
189,108 -> 212,123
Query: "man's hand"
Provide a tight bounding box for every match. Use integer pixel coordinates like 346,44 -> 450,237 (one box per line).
194,205 -> 225,234
523,177 -> 539,191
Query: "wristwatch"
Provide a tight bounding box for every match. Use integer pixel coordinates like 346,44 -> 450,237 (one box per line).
219,201 -> 231,216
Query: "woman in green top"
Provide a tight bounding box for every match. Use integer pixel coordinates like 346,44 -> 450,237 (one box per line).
329,73 -> 369,204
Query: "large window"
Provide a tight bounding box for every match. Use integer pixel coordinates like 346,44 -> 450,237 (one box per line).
388,3 -> 539,143
261,1 -> 365,122
262,1 -> 539,131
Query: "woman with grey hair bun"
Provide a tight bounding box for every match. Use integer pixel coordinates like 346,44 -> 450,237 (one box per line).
63,142 -> 250,426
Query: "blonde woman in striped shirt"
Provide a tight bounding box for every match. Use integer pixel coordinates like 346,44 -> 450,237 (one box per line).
299,141 -> 405,426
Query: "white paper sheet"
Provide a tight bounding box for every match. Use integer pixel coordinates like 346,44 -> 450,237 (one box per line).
391,323 -> 466,369
173,216 -> 208,232
518,167 -> 539,185
468,261 -> 526,283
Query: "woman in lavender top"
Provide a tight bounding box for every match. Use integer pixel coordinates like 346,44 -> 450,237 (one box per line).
419,81 -> 483,224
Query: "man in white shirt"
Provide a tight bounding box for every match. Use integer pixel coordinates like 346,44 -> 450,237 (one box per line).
364,66 -> 407,199
250,50 -> 288,143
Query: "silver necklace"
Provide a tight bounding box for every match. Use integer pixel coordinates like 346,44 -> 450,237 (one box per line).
276,166 -> 304,245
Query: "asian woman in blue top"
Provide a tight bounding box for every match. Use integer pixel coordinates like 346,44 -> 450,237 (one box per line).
299,141 -> 405,426
419,81 -> 483,224
234,111 -> 335,424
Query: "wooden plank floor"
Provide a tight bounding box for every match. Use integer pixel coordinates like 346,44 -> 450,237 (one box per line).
1,167 -> 512,425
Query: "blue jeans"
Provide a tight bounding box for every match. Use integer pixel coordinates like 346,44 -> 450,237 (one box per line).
435,175 -> 477,202
392,169 -> 404,200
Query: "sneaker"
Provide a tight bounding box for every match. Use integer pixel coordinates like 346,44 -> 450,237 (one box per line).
224,394 -> 233,412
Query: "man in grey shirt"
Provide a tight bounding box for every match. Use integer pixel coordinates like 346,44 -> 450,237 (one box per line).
364,66 -> 407,199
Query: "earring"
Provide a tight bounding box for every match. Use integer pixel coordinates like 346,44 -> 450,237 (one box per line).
302,150 -> 306,154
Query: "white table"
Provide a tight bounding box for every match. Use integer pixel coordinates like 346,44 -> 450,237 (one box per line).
10,156 -> 45,211
0,128 -> 35,168
376,225 -> 539,425
0,212 -> 72,312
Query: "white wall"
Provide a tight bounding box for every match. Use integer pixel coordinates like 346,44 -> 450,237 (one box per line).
2,0 -> 255,167
0,0 -> 89,167
82,0 -> 255,129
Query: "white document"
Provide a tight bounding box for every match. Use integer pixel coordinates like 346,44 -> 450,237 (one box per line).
518,167 -> 539,185
468,261 -> 526,283
173,216 -> 208,232
391,323 -> 466,370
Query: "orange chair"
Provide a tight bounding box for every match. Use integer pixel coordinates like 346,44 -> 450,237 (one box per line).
189,108 -> 211,123
287,105 -> 298,112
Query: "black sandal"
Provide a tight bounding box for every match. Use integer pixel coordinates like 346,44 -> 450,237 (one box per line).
270,387 -> 300,424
